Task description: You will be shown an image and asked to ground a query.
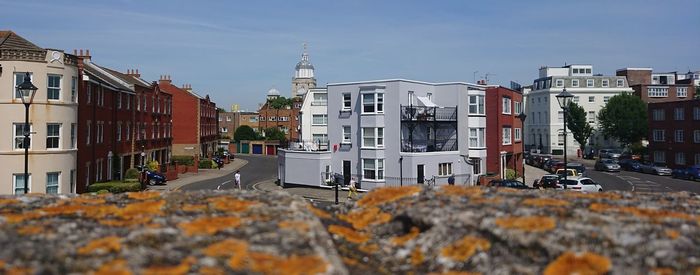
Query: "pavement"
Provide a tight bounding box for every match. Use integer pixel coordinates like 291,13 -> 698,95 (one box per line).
147,158 -> 248,191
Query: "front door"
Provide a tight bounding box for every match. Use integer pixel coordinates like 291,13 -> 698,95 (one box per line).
343,160 -> 351,186
417,164 -> 425,184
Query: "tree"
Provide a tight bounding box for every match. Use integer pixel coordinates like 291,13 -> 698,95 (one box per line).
597,93 -> 647,147
233,125 -> 259,142
263,127 -> 287,142
566,102 -> 594,153
268,97 -> 293,109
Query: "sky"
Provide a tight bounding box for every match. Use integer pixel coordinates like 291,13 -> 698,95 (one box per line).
2,0 -> 698,111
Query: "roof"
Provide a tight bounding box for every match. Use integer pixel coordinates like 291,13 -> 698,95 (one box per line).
0,31 -> 42,50
100,66 -> 152,88
327,78 -> 488,89
83,61 -> 133,93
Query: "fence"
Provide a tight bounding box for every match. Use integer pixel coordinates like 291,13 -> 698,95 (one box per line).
324,173 -> 473,188
287,140 -> 330,152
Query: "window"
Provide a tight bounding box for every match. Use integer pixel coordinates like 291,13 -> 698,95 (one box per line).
46,172 -> 59,194
342,93 -> 351,110
126,95 -> 131,110
555,79 -> 564,87
616,79 -> 624,87
675,130 -> 684,143
468,95 -> 485,115
648,87 -> 668,97
362,159 -> 384,180
573,68 -> 579,74
558,111 -> 564,122
471,158 -> 482,174
514,101 -> 522,114
70,123 -> 76,149
361,92 -> 384,114
86,85 -> 91,104
312,114 -> 328,125
571,79 -> 579,87
654,151 -> 666,163
71,77 -> 77,102
696,154 -> 700,165
14,123 -> 31,149
98,88 -> 104,106
588,96 -> 595,103
46,123 -> 61,149
136,95 -> 140,111
469,128 -> 485,148
502,127 -> 512,145
86,121 -> 91,145
96,159 -> 102,182
514,128 -> 522,141
312,134 -> 328,144
675,153 -> 685,165
586,79 -> 594,87
603,96 -> 610,103
14,72 -> 33,99
502,97 -> 512,114
588,111 -> 596,123
693,107 -> 700,120
558,132 -> 565,146
674,108 -> 684,120
653,129 -> 665,142
342,126 -> 351,143
13,174 -> 30,194
573,96 -> 580,103
126,123 -> 131,141
677,87 -> 688,98
586,68 -> 591,74
70,170 -> 75,194
117,123 -> 122,141
97,122 -> 104,144
116,93 -> 122,109
602,79 -> 609,87
695,130 -> 700,143
652,109 -> 665,121
362,127 -> 384,148
438,163 -> 452,176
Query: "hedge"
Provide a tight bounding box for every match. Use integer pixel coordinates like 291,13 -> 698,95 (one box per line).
172,155 -> 194,166
87,181 -> 142,193
124,168 -> 140,180
199,159 -> 216,169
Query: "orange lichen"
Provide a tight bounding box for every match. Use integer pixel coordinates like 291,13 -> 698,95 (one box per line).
439,186 -> 484,197
92,258 -> 132,275
127,191 -> 161,200
0,259 -> 5,269
141,257 -> 195,275
441,236 -> 490,261
428,272 -> 481,275
69,196 -> 106,205
307,205 -> 332,219
665,230 -> 680,240
98,217 -> 153,228
358,243 -> 379,254
82,205 -> 120,219
522,198 -> 569,207
0,198 -> 18,206
6,267 -> 34,275
198,267 -> 225,275
496,188 -> 518,193
203,239 -> 249,258
278,220 -> 310,232
357,186 -> 422,208
178,216 -> 241,236
564,192 -> 622,200
181,204 -> 208,212
495,216 -> 556,232
342,257 -> 359,266
248,253 -> 328,275
411,247 -> 425,266
117,200 -> 165,218
338,207 -> 392,230
16,225 -> 42,236
207,197 -> 257,212
328,225 -> 370,244
391,227 -> 420,246
543,251 -> 611,275
78,236 -> 122,255
652,268 -> 674,275
1,212 -> 42,224
469,197 -> 503,205
589,203 -> 694,221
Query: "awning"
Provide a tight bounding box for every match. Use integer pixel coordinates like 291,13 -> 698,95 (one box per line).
416,96 -> 437,107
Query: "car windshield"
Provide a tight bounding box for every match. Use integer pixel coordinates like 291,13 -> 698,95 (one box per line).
602,160 -> 615,164
561,179 -> 579,185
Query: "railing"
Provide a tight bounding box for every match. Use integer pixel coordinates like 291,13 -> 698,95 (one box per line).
286,140 -> 329,151
384,174 -> 472,187
401,106 -> 457,122
401,138 -> 458,152
311,100 -> 328,106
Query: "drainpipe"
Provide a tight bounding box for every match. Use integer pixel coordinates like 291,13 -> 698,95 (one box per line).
399,156 -> 403,186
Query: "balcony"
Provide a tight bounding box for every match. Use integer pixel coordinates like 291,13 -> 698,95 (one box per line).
286,140 -> 329,152
311,100 -> 327,106
401,124 -> 458,152
401,106 -> 457,122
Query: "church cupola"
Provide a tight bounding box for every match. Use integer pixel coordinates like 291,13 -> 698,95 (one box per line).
294,43 -> 315,79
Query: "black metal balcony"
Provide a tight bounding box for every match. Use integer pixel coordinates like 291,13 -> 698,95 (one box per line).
401,106 -> 457,122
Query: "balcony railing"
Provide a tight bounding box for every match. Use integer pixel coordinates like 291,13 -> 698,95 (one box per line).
311,100 -> 328,106
401,106 -> 457,122
286,140 -> 330,152
401,138 -> 457,152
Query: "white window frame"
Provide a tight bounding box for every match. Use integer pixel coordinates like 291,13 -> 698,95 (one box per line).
14,72 -> 33,99
602,79 -> 609,87
70,123 -> 76,149
586,79 -> 594,87
603,96 -> 610,103
648,87 -> 669,97
342,93 -> 351,110
46,172 -> 60,194
617,79 -> 625,87
555,79 -> 564,87
588,96 -> 595,103
47,74 -> 62,101
514,101 -> 522,115
361,92 -> 384,114
13,123 -> 32,150
675,129 -> 684,143
468,95 -> 485,115
502,97 -> 512,114
652,109 -> 665,121
502,127 -> 512,145
438,162 -> 453,176
342,126 -> 351,144
469,128 -> 485,148
694,130 -> 700,143
654,151 -> 666,163
558,111 -> 564,122
312,114 -> 328,125
116,123 -> 122,141
86,121 -> 91,145
677,87 -> 688,98
571,79 -> 579,87
653,129 -> 665,142
514,127 -> 522,141
674,107 -> 684,120
361,127 -> 384,148
46,123 -> 61,150
97,122 -> 104,144
13,174 -> 31,194
588,111 -> 596,123
573,96 -> 580,103
116,93 -> 122,109
362,158 -> 384,181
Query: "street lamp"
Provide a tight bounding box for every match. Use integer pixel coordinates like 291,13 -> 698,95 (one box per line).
16,72 -> 38,194
140,147 -> 146,188
517,112 -> 527,184
556,88 -> 574,184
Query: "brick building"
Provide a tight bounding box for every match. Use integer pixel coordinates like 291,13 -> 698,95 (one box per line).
485,86 -> 524,178
158,77 -> 218,158
258,89 -> 302,141
617,68 -> 696,103
219,111 -> 259,138
648,99 -> 700,168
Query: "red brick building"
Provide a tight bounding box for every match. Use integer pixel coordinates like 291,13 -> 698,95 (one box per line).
617,68 -> 696,103
648,99 -> 700,168
158,76 -> 218,158
75,50 -> 172,193
257,91 -> 302,141
485,86 -> 524,178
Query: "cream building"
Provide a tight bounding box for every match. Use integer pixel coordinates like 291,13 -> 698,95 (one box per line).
0,31 -> 79,194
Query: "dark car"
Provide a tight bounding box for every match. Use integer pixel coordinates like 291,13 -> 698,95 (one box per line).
548,161 -> 565,173
594,159 -> 620,172
489,179 -> 531,189
567,163 -> 587,175
583,149 -> 596,160
535,174 -> 562,189
212,156 -> 225,168
535,155 -> 552,168
672,165 -> 700,181
618,159 -> 642,172
137,166 -> 167,186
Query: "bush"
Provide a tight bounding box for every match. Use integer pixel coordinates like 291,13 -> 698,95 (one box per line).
172,155 -> 194,166
147,160 -> 160,172
199,159 -> 214,169
87,181 -> 142,193
505,169 -> 517,180
124,168 -> 140,180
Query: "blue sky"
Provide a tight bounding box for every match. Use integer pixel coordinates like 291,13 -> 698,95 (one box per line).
3,0 -> 698,110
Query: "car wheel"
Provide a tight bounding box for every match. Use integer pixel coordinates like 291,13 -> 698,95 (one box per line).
598,188 -> 603,192
148,179 -> 157,186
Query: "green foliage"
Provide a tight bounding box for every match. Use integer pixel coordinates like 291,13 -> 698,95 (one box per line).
268,97 -> 293,109
198,159 -> 216,169
146,160 -> 159,172
566,102 -> 595,152
87,181 -> 142,193
217,107 -> 226,113
234,125 -> 260,141
172,155 -> 194,166
264,127 -> 287,141
505,168 -> 516,180
124,168 -> 140,180
597,93 -> 648,147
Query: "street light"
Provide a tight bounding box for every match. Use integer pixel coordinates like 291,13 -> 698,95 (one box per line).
140,147 -> 146,189
517,112 -> 527,184
556,88 -> 574,184
16,72 -> 38,194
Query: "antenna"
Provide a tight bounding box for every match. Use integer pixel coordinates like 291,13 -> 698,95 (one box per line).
473,71 -> 479,83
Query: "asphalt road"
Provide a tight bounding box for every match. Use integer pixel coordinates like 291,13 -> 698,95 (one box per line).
587,169 -> 700,193
179,155 -> 278,191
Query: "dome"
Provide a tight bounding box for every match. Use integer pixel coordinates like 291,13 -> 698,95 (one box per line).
295,59 -> 315,71
267,88 -> 280,96
294,44 -> 315,78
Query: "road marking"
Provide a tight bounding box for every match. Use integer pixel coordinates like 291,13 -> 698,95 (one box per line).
217,180 -> 231,190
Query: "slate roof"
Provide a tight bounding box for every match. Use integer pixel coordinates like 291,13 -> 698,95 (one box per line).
0,30 -> 43,50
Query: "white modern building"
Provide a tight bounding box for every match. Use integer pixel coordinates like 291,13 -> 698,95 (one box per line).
0,31 -> 79,194
298,87 -> 328,150
524,64 -> 633,156
279,79 -> 488,190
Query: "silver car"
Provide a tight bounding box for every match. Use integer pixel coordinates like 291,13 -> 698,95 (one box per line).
594,159 -> 620,172
641,162 -> 672,176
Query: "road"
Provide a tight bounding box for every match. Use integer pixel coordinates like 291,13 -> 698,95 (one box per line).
179,155 -> 278,191
587,169 -> 700,193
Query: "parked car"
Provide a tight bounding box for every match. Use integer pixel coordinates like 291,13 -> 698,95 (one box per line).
535,174 -> 563,189
212,156 -> 225,168
599,149 -> 622,159
583,149 -> 596,159
594,159 -> 621,172
671,165 -> 700,181
620,152 -> 641,160
535,155 -> 553,168
488,179 -> 532,189
567,163 -> 587,175
640,162 -> 672,176
618,159 -> 642,172
560,177 -> 603,192
136,166 -> 167,186
547,160 -> 565,173
555,168 -> 580,178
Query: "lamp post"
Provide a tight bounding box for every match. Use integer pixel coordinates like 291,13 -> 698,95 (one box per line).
16,73 -> 38,194
517,112 -> 527,184
556,88 -> 574,184
140,147 -> 146,189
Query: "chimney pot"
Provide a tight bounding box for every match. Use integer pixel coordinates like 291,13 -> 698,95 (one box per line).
73,49 -> 77,55
86,49 -> 90,56
136,69 -> 139,74
79,49 -> 83,56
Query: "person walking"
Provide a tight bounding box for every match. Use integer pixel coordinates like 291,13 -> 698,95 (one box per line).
448,174 -> 455,185
347,177 -> 359,200
234,170 -> 241,190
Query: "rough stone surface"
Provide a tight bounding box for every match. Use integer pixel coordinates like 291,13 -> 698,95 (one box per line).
2,187 -> 700,274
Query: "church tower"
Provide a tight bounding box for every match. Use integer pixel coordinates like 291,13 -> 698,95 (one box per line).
291,43 -> 316,98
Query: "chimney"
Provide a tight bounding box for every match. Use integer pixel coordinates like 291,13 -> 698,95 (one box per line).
126,68 -> 141,78
477,79 -> 487,85
159,74 -> 172,85
74,49 -> 91,61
